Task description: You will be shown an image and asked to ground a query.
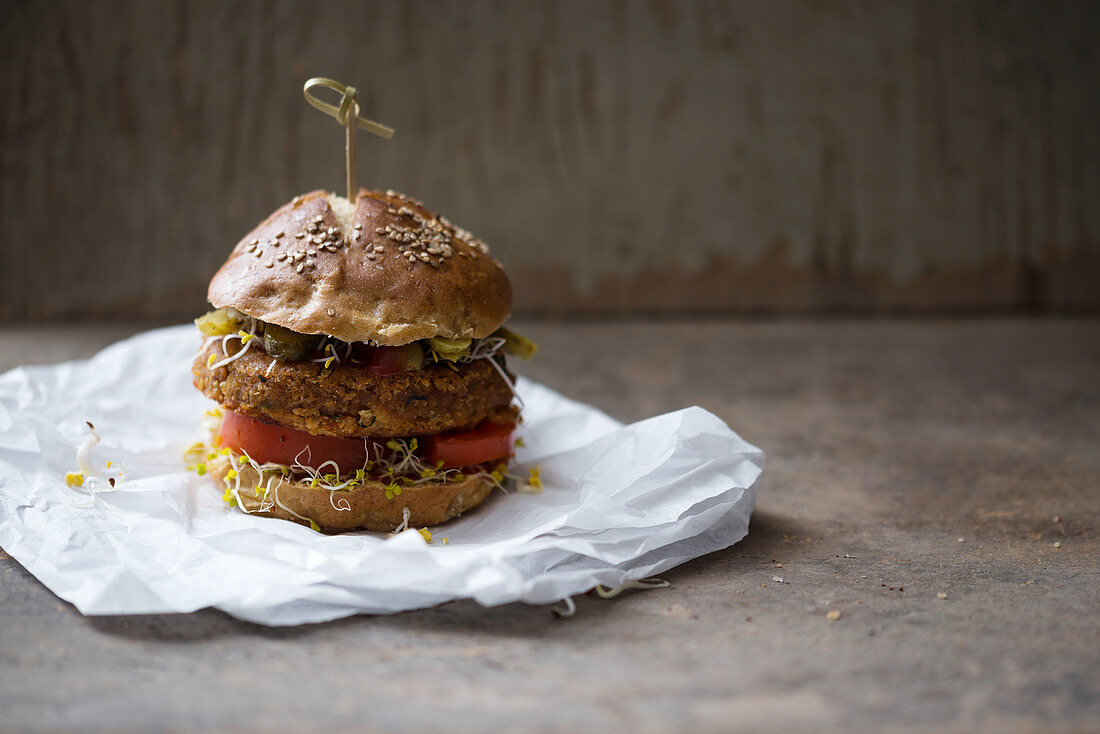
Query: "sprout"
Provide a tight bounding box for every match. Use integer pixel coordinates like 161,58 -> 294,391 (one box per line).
392,506 -> 412,534
551,596 -> 576,618
593,578 -> 669,599
517,464 -> 543,494
207,322 -> 259,370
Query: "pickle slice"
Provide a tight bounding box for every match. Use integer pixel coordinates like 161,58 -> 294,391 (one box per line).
426,336 -> 472,361
495,327 -> 538,360
402,342 -> 425,370
263,324 -> 320,361
195,307 -> 245,337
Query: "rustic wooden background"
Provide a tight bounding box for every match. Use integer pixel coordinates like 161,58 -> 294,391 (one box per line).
0,0 -> 1097,321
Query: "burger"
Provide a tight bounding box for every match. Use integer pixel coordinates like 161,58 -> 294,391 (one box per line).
189,188 -> 535,533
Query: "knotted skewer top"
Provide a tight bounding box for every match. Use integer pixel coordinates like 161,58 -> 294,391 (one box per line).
302,77 -> 395,200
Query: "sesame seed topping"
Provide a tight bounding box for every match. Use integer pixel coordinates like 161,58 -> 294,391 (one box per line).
354,223 -> 363,230
265,262 -> 274,268
276,253 -> 287,261
275,231 -> 284,238
327,308 -> 335,316
308,249 -> 317,256
296,264 -> 304,274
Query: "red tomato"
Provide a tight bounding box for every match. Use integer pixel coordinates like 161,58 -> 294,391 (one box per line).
423,422 -> 515,469
365,346 -> 408,375
219,411 -> 370,472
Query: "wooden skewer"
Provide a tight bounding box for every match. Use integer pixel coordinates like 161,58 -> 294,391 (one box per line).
302,77 -> 395,201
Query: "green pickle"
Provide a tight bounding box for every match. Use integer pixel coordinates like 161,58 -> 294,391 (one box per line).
402,342 -> 425,370
263,324 -> 320,361
195,307 -> 244,337
426,336 -> 472,360
495,327 -> 538,360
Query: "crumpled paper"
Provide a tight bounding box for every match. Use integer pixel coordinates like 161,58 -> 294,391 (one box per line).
0,326 -> 764,626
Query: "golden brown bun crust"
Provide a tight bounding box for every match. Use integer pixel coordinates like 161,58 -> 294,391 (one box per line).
213,459 -> 495,533
208,190 -> 511,346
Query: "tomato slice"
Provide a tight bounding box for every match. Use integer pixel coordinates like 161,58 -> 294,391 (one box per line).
423,422 -> 515,470
365,346 -> 408,375
219,411 -> 370,472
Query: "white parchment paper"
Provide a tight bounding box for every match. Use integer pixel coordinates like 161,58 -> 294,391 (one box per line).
0,326 -> 764,626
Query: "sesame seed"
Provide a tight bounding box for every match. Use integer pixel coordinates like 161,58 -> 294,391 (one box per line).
249,239 -> 259,246
354,223 -> 363,230
826,610 -> 841,621
327,308 -> 335,316
308,249 -> 317,256
296,264 -> 304,274
265,262 -> 274,268
295,233 -> 305,239
276,253 -> 287,261
936,592 -> 948,600
246,243 -> 257,252
275,231 -> 284,238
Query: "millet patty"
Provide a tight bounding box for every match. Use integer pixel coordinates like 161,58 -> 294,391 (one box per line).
193,340 -> 516,438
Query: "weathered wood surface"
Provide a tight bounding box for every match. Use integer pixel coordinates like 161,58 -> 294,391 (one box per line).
1,319 -> 1098,732
0,1 -> 1098,320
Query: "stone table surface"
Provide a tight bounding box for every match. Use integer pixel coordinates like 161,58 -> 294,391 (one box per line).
0,319 -> 1097,734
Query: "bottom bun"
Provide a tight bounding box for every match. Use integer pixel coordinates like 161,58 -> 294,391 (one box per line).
211,460 -> 495,533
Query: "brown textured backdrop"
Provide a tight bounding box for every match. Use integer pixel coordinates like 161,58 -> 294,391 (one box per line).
0,0 -> 1097,320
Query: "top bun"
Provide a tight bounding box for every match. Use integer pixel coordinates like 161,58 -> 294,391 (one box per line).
207,189 -> 511,345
